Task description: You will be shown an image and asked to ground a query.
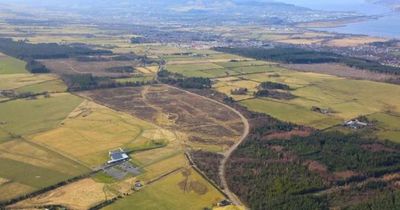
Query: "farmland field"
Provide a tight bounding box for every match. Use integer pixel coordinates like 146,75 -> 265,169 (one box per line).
0,139 -> 89,201
0,54 -> 27,74
166,60 -> 278,78
31,100 -> 176,167
0,74 -> 63,90
283,63 -> 400,82
214,60 -> 272,68
167,63 -> 223,72
163,52 -> 244,63
0,92 -> 89,201
162,50 -> 400,132
239,72 -> 400,128
240,98 -> 341,129
135,66 -> 159,74
104,168 -> 225,210
367,112 -> 400,143
212,65 -> 400,129
10,177 -> 137,209
137,153 -> 187,181
214,77 -> 259,101
14,79 -> 67,93
0,93 -> 83,142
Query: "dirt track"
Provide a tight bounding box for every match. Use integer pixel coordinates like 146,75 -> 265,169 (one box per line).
164,84 -> 250,207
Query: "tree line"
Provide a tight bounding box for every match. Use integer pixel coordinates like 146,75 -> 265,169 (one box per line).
62,74 -> 155,91
214,47 -> 400,75
0,38 -> 111,60
0,38 -> 111,74
157,70 -> 212,89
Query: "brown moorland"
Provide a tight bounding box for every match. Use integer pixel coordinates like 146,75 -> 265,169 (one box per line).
80,85 -> 244,152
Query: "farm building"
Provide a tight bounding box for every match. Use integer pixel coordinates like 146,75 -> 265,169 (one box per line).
344,119 -> 368,129
107,148 -> 129,164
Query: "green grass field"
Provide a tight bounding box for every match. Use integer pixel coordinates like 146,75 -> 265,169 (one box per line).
163,52 -> 244,62
167,63 -> 223,72
368,112 -> 400,143
0,74 -> 62,91
0,157 -> 79,188
0,93 -> 83,141
229,65 -> 277,75
15,79 -> 67,94
0,55 -> 27,74
218,66 -> 400,129
0,139 -> 90,202
31,101 -> 175,167
240,98 -> 341,129
214,60 -> 270,68
166,63 -> 278,79
104,168 -> 224,210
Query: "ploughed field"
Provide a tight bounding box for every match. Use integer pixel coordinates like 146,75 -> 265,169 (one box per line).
81,85 -> 244,152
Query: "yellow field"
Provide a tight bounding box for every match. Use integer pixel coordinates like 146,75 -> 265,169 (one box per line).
0,73 -> 62,90
0,140 -> 88,176
11,178 -> 109,209
139,153 -> 188,181
277,38 -> 324,45
31,101 -> 176,167
0,182 -> 34,202
10,177 -> 137,210
133,133 -> 182,167
15,79 -> 67,94
214,77 -> 259,101
135,66 -> 159,74
326,36 -> 388,47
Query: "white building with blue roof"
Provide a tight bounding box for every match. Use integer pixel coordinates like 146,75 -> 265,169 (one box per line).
107,148 -> 129,164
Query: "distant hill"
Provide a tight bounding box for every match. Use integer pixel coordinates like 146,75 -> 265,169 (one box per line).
172,0 -> 309,12
0,0 -> 360,25
368,0 -> 400,11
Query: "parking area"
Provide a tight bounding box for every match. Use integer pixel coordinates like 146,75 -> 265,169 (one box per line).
103,161 -> 141,180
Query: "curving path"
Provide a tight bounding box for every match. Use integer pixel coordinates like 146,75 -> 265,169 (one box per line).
161,81 -> 250,208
